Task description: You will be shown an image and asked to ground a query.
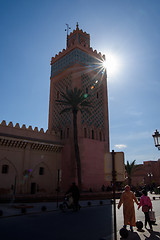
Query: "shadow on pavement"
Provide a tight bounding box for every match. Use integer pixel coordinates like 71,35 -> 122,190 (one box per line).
119,231 -> 141,240
143,231 -> 160,240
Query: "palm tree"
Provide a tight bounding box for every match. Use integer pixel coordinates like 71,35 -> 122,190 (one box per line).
125,160 -> 136,186
56,88 -> 92,191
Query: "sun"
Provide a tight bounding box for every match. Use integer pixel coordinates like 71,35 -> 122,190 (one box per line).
102,51 -> 120,77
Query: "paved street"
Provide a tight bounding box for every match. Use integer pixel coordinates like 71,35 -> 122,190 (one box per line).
0,193 -> 159,240
0,204 -> 112,240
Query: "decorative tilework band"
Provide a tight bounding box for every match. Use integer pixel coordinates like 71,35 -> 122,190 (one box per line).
51,49 -> 103,78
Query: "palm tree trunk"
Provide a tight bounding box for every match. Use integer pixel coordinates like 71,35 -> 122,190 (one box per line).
73,110 -> 82,191
128,177 -> 132,186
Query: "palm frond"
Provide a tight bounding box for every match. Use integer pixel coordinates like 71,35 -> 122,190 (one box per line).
56,100 -> 72,105
60,108 -> 72,115
56,87 -> 92,115
80,101 -> 92,107
60,90 -> 72,102
125,160 -> 136,176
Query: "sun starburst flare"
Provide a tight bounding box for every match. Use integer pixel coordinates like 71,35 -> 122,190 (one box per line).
102,51 -> 121,77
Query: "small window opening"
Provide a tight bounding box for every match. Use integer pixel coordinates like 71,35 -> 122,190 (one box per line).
67,128 -> 69,138
99,132 -> 102,141
97,92 -> 99,98
60,130 -> 63,139
39,167 -> 44,175
92,130 -> 94,139
2,165 -> 9,174
84,128 -> 87,138
57,91 -> 60,99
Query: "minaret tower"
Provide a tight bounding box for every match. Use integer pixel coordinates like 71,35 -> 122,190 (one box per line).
49,24 -> 109,190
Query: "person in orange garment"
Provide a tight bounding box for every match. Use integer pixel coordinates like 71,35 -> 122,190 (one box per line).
117,185 -> 139,232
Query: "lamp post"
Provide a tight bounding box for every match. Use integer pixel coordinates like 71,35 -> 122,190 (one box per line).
147,173 -> 153,191
152,129 -> 160,150
111,150 -> 117,240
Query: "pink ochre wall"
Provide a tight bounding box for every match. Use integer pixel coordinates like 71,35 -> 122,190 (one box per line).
60,138 -> 108,192
80,138 -> 107,191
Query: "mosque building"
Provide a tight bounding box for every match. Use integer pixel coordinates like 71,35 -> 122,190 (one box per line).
0,24 -> 112,198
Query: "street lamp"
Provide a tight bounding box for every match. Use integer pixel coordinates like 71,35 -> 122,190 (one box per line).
148,172 -> 153,180
111,150 -> 117,240
152,129 -> 160,150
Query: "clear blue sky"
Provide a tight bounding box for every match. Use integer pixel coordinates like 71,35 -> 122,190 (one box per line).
1,0 -> 160,164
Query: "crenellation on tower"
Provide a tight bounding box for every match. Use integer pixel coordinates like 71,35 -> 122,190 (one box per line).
21,124 -> 26,129
1,120 -> 6,126
8,121 -> 13,127
15,123 -> 20,128
40,128 -> 44,133
28,125 -> 33,130
51,44 -> 105,65
34,127 -> 38,132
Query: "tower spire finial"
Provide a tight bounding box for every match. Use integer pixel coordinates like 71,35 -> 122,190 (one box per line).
76,22 -> 79,29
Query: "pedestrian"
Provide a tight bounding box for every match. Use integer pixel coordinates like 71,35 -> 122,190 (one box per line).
138,189 -> 153,231
117,185 -> 139,232
66,182 -> 80,211
101,184 -> 105,192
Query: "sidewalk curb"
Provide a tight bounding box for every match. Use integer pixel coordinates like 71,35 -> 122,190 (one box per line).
0,201 -> 110,219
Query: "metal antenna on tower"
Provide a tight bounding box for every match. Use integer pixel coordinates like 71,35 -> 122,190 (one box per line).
65,24 -> 71,35
65,24 -> 71,48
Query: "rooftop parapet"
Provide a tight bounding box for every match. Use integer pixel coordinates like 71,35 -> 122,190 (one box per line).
0,120 -> 61,143
51,45 -> 105,65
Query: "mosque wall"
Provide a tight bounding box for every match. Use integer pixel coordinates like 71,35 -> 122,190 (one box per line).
0,120 -> 63,198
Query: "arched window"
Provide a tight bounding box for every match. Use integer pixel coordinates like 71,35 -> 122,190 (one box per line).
103,133 -> 105,141
99,132 -> 102,141
97,92 -> 99,99
39,167 -> 44,175
84,128 -> 87,138
2,164 -> 9,174
60,130 -> 63,139
57,91 -> 60,99
92,130 -> 94,139
67,128 -> 69,138
64,131 -> 65,139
